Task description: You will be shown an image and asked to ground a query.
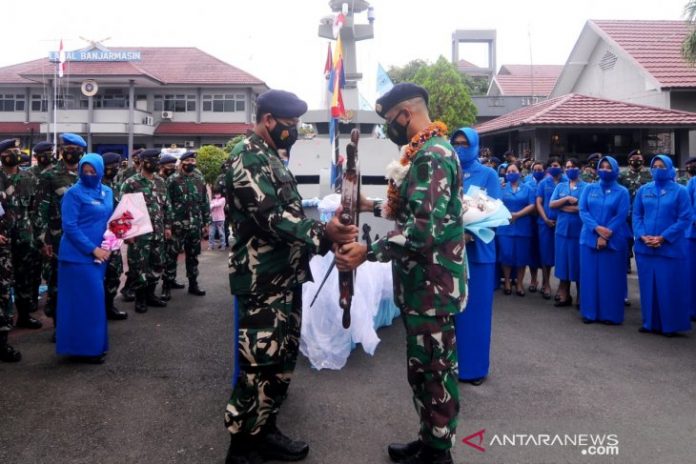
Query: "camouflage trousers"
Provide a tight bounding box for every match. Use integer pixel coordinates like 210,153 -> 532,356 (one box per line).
42,236 -> 61,319
11,240 -> 39,316
164,228 -> 201,282
105,250 -> 124,298
225,287 -> 302,437
0,243 -> 13,332
127,235 -> 165,290
403,313 -> 459,450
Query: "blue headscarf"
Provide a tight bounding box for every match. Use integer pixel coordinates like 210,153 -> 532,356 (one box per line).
77,153 -> 104,195
597,155 -> 620,187
650,154 -> 676,188
450,127 -> 480,170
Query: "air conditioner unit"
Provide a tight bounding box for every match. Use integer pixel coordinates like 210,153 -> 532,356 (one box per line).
184,141 -> 195,148
142,116 -> 154,125
161,111 -> 173,119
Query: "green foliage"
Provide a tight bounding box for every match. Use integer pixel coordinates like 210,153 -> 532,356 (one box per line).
412,56 -> 478,131
387,59 -> 428,84
683,0 -> 696,63
224,135 -> 245,155
196,145 -> 228,185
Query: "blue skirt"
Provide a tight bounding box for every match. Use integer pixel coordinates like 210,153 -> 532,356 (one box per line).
529,223 -> 541,269
498,235 -> 533,267
554,234 -> 580,281
688,239 -> 696,320
538,223 -> 555,266
455,262 -> 494,381
635,253 -> 691,334
579,246 -> 626,324
56,260 -> 108,357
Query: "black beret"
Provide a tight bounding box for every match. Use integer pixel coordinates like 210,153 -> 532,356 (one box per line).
33,141 -> 54,154
0,138 -> 20,153
503,150 -> 515,157
686,156 -> 696,165
375,83 -> 429,119
586,152 -> 602,162
489,157 -> 501,165
256,89 -> 308,119
139,148 -> 161,160
627,149 -> 643,159
131,148 -> 144,158
159,154 -> 177,165
101,152 -> 122,166
20,153 -> 30,163
180,151 -> 197,161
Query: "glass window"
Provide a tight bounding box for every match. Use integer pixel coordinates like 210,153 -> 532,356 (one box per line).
202,93 -> 245,112
0,94 -> 26,112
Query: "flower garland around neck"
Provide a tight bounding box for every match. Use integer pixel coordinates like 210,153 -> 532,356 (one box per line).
382,120 -> 448,220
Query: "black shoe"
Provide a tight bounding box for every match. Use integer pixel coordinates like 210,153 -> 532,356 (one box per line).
188,279 -> 206,296
582,317 -> 595,324
120,288 -> 135,302
161,282 -> 172,302
105,295 -> 128,321
170,280 -> 186,290
258,423 -> 309,461
225,437 -> 263,464
624,299 -> 631,307
554,296 -> 573,307
135,288 -> 148,314
71,354 -> 105,364
0,333 -> 22,362
401,446 -> 453,464
15,315 -> 43,329
146,284 -> 167,307
388,440 -> 422,462
638,327 -> 650,333
469,377 -> 486,386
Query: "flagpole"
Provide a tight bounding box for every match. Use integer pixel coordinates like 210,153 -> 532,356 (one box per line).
53,61 -> 57,148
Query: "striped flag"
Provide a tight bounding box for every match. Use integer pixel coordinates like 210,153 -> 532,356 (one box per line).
58,39 -> 66,78
328,34 -> 346,119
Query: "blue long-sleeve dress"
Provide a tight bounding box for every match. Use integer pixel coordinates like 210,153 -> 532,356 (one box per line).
497,181 -> 535,267
551,180 -> 587,282
684,177 -> 696,320
536,175 -> 567,266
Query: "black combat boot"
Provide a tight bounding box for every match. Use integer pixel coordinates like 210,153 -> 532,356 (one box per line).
225,434 -> 263,464
188,278 -> 206,296
0,332 -> 22,362
15,307 -> 43,329
170,280 -> 186,289
400,445 -> 453,464
160,281 -> 172,301
146,283 -> 167,307
134,288 -> 148,314
388,440 -> 422,462
120,286 -> 135,302
105,294 -> 128,321
258,415 -> 309,461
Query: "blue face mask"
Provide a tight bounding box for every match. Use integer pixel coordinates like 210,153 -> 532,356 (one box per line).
598,170 -> 617,184
532,171 -> 545,181
80,174 -> 100,189
651,167 -> 673,184
566,168 -> 579,180
548,166 -> 562,177
454,145 -> 478,167
505,172 -> 521,184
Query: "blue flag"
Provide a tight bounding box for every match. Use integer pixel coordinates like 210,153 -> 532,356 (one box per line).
376,63 -> 394,97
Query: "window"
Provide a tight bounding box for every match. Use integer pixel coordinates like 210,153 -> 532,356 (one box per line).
202,94 -> 245,112
94,89 -> 128,109
0,94 -> 26,112
154,94 -> 196,112
31,94 -> 48,112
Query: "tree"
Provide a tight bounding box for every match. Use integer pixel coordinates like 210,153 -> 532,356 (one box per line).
682,0 -> 696,63
412,56 -> 478,131
387,59 -> 428,84
224,135 -> 245,156
196,145 -> 228,185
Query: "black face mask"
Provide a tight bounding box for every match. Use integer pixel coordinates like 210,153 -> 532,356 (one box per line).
63,153 -> 83,165
629,160 -> 643,169
1,154 -> 20,167
687,166 -> 696,176
386,110 -> 410,146
36,155 -> 52,167
142,161 -> 157,173
269,118 -> 299,150
182,164 -> 196,174
161,168 -> 175,178
104,167 -> 118,180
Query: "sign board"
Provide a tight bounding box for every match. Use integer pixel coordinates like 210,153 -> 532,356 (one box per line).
49,49 -> 141,62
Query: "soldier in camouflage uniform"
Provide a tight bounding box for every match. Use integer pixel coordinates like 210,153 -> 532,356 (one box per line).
101,153 -> 128,321
677,157 -> 696,185
163,151 -> 210,299
337,83 -> 466,464
0,142 -> 20,362
117,148 -> 143,302
29,142 -> 55,311
35,133 -> 85,332
121,149 -> 172,313
0,139 -> 42,329
223,90 -> 357,464
618,149 -> 652,273
581,152 -> 601,183
158,154 -> 177,180
157,154 -> 184,300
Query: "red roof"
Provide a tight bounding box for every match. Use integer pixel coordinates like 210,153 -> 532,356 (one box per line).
0,122 -> 40,134
592,20 -> 696,89
0,47 -> 266,86
475,93 -> 696,135
154,122 -> 252,136
492,65 -> 563,96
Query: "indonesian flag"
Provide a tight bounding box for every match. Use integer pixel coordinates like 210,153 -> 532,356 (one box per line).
323,42 -> 333,78
332,13 -> 345,38
58,39 -> 66,78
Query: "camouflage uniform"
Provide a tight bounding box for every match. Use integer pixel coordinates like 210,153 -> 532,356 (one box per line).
116,165 -> 138,185
224,133 -> 331,437
368,135 -> 467,451
0,173 -> 15,334
35,160 -> 79,321
103,175 -> 123,301
581,171 -> 598,183
29,162 -> 53,308
164,170 -> 210,284
2,168 -> 39,320
619,167 -> 652,205
121,172 -> 172,292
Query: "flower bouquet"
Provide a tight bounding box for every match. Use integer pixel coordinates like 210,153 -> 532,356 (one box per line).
462,186 -> 511,244
99,192 -> 153,257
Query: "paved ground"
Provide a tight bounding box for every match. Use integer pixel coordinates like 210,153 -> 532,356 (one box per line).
2,241 -> 696,464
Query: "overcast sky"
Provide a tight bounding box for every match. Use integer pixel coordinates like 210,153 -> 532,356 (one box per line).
2,0 -> 690,107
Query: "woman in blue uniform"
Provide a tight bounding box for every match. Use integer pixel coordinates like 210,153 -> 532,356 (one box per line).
525,161 -> 546,293
451,127 -> 500,385
56,154 -> 113,362
687,172 -> 696,321
535,157 -> 566,299
578,156 -> 630,324
498,163 -> 536,296
549,158 -> 586,306
633,155 -> 691,336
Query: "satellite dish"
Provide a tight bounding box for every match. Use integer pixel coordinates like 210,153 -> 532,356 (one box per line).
81,80 -> 99,97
